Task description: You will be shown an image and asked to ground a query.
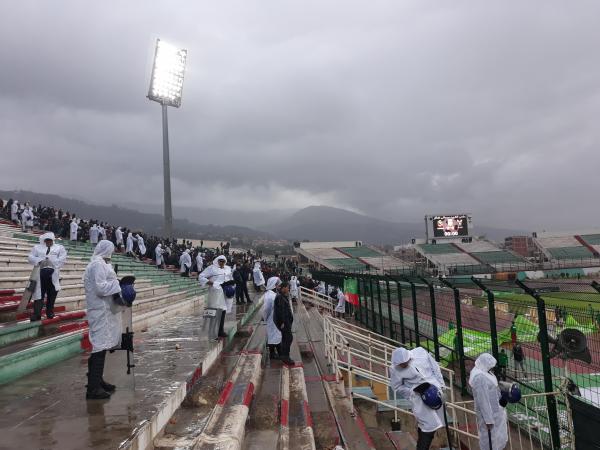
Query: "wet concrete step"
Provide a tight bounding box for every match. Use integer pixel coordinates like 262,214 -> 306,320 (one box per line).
296,301 -> 379,450
155,319 -> 266,450
284,365 -> 316,450
0,310 -> 87,347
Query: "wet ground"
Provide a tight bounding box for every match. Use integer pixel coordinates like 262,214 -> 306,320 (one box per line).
0,300 -> 253,450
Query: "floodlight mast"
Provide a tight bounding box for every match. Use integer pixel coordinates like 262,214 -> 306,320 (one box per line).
147,39 -> 187,239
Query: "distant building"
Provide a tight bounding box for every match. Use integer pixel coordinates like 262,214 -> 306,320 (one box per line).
505,235 -> 534,257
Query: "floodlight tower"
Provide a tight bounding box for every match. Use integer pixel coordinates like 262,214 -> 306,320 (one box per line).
147,39 -> 187,239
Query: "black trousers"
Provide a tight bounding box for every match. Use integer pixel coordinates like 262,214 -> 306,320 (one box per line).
240,283 -> 251,302
36,270 -> 57,318
416,428 -> 436,450
87,350 -> 107,391
279,328 -> 293,358
235,285 -> 243,302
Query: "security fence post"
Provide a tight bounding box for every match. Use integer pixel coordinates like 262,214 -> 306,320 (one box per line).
471,277 -> 499,362
356,276 -> 363,325
361,276 -> 368,327
368,276 -> 376,331
440,277 -> 468,395
420,277 -> 440,361
395,281 -> 406,343
401,277 -> 420,347
376,278 -> 385,335
516,280 -> 561,449
385,279 -> 395,341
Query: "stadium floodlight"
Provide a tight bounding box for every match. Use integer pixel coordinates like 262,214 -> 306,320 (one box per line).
147,38 -> 187,239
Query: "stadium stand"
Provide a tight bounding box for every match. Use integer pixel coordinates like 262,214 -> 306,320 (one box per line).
535,231 -> 600,262
294,241 -> 411,274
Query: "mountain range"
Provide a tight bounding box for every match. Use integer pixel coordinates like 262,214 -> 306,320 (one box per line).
1,190 -> 525,244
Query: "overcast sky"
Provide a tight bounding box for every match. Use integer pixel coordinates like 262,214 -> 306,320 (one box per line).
1,1 -> 599,230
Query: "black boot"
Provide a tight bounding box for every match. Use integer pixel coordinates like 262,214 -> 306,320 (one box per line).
86,351 -> 111,400
30,299 -> 43,322
217,310 -> 227,338
101,379 -> 116,392
268,345 -> 280,360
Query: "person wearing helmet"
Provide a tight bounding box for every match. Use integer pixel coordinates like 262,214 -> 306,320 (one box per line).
199,255 -> 233,340
27,232 -> 68,321
262,277 -> 282,360
389,347 -> 446,450
84,240 -> 125,400
469,353 -> 508,450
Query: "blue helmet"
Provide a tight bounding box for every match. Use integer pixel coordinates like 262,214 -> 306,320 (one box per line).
121,284 -> 137,306
499,382 -> 521,404
416,383 -> 443,410
222,284 -> 236,299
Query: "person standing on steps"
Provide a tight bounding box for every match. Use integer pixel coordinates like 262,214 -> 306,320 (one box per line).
252,261 -> 265,292
274,281 -> 294,366
469,353 -> 508,450
27,232 -> 68,321
84,240 -> 125,400
179,249 -> 192,277
389,347 -> 446,450
262,277 -> 282,360
70,217 -> 79,242
198,255 -> 233,340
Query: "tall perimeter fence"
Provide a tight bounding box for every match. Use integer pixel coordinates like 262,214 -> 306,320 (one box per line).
312,270 -> 600,449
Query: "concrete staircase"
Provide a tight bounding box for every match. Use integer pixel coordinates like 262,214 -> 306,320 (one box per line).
0,221 -> 206,385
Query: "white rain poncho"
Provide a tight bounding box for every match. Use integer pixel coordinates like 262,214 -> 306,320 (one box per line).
27,232 -> 68,301
115,227 -> 123,246
196,253 -> 204,272
84,240 -> 123,353
252,262 -> 265,287
125,233 -> 135,253
155,243 -> 164,265
262,277 -> 282,345
179,249 -> 192,273
136,234 -> 146,255
21,207 -> 34,227
89,225 -> 99,244
70,219 -> 79,240
469,353 -> 508,450
389,347 -> 446,433
290,276 -> 300,298
10,202 -> 19,221
198,255 -> 233,310
335,289 -> 346,313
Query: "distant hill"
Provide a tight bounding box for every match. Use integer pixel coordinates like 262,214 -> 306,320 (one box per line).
0,190 -> 270,242
262,205 -> 525,244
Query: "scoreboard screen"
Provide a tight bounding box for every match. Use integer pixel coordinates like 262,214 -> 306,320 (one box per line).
432,215 -> 469,237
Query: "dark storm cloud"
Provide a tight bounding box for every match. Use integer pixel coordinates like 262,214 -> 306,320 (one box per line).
1,1 -> 600,231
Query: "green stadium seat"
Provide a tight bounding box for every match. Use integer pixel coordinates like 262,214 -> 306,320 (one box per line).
418,244 -> 459,254
548,246 -> 594,260
337,247 -> 382,258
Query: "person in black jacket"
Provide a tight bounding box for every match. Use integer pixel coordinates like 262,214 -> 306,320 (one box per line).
274,281 -> 294,365
233,263 -> 246,304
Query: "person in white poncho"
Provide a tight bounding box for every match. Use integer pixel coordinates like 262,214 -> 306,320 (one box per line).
84,240 -> 123,400
469,353 -> 508,450
252,261 -> 265,292
179,249 -> 192,277
199,255 -> 233,340
262,276 -> 282,359
390,347 -> 446,450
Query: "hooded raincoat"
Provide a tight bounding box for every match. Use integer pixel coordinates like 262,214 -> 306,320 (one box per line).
27,232 -> 67,301
155,243 -> 164,266
469,353 -> 508,450
252,262 -> 265,287
70,219 -> 79,241
389,347 -> 446,433
179,249 -> 192,273
335,289 -> 346,313
290,276 -> 300,299
125,233 -> 135,253
198,256 -> 233,310
262,277 -> 282,345
115,227 -> 124,246
136,234 -> 146,255
89,225 -> 99,244
84,241 -> 124,353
